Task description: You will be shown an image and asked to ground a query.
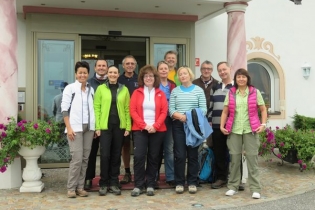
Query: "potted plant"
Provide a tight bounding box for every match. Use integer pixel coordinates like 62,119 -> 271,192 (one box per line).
259,125 -> 315,171
0,117 -> 60,191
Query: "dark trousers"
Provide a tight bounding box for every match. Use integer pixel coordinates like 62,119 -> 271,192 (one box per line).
212,128 -> 228,181
133,130 -> 165,189
172,120 -> 199,186
85,136 -> 100,180
99,124 -> 125,187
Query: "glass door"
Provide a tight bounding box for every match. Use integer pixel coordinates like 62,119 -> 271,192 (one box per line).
35,33 -> 80,167
149,37 -> 189,68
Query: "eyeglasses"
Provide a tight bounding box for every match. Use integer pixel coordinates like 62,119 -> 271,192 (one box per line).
125,62 -> 136,66
144,75 -> 154,78
201,68 -> 213,71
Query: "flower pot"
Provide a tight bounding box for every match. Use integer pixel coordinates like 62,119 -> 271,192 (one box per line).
282,148 -> 299,164
18,145 -> 46,192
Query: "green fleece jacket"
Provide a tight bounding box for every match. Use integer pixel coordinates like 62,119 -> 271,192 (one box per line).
94,82 -> 131,131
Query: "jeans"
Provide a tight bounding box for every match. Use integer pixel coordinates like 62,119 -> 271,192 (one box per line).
172,120 -> 199,186
99,124 -> 125,187
133,130 -> 165,189
162,116 -> 174,181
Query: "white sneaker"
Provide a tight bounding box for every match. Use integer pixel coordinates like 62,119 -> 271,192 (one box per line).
252,192 -> 261,199
225,189 -> 237,196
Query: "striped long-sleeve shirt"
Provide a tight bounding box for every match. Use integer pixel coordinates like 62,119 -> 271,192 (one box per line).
169,84 -> 207,116
208,82 -> 233,128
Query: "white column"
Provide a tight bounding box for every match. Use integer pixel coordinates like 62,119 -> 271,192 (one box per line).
225,1 -> 248,77
0,0 -> 21,189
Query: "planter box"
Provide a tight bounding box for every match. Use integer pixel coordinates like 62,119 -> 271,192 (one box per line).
0,157 -> 22,189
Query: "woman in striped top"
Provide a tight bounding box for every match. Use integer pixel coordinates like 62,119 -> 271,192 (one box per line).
169,66 -> 207,194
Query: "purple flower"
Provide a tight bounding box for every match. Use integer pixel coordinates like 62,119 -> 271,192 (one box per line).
276,126 -> 280,130
262,143 -> 266,148
277,154 -> 282,158
21,126 -> 26,132
33,123 -> 38,129
0,166 -> 7,173
6,117 -> 11,120
4,158 -> 9,163
3,126 -> 7,131
302,164 -> 307,170
21,120 -> 27,124
298,160 -> 303,164
17,122 -> 23,127
0,124 -> 4,129
45,128 -> 51,134
1,132 -> 7,138
279,142 -> 285,147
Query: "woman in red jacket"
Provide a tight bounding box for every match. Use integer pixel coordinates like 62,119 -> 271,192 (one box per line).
129,65 -> 168,197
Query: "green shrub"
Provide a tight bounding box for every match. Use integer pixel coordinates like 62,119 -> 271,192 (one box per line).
292,113 -> 315,130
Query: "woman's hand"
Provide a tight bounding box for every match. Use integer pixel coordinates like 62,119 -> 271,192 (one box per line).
124,131 -> 130,136
179,114 -> 186,123
220,126 -> 229,135
95,130 -> 101,137
255,125 -> 266,133
67,127 -> 76,141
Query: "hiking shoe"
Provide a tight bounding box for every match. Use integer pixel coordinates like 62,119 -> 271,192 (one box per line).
76,189 -> 88,197
67,190 -> 76,198
252,192 -> 261,199
188,185 -> 197,194
211,180 -> 227,189
175,185 -> 184,194
120,172 -> 132,184
131,188 -> 143,197
99,186 -> 108,196
84,179 -> 92,190
146,187 -> 155,196
225,189 -> 237,196
166,180 -> 176,188
109,186 -> 121,195
238,183 -> 245,191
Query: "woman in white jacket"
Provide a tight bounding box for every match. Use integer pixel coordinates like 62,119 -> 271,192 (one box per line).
61,61 -> 95,198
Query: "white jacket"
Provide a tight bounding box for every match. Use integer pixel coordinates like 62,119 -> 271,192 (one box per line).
61,80 -> 95,132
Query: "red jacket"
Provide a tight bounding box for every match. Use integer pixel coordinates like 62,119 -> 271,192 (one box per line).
130,87 -> 168,132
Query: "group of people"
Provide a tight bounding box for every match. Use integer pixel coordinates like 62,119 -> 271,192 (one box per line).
60,50 -> 267,199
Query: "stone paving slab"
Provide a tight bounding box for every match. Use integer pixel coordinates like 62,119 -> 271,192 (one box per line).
1,157 -> 315,210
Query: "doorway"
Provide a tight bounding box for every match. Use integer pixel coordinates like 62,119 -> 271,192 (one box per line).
81,35 -> 148,75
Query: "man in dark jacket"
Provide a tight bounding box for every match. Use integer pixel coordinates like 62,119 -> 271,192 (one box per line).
84,59 -> 108,190
117,55 -> 139,184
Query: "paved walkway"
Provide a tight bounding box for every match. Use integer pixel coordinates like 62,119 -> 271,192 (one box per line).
1,156 -> 315,210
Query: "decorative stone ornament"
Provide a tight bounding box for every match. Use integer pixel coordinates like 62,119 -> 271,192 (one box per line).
18,146 -> 46,192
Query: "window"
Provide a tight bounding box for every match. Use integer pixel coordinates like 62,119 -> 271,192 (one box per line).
248,60 -> 280,113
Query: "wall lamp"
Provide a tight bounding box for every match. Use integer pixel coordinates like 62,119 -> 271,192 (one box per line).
290,0 -> 302,5
302,62 -> 311,79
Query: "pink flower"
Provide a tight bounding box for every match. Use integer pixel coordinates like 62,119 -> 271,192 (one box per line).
298,160 -> 303,164
45,128 -> 51,134
3,126 -> 7,131
277,153 -> 282,158
302,164 -> 307,170
262,143 -> 266,148
276,126 -> 280,130
1,132 -> 7,137
0,166 -> 7,173
0,124 -> 4,129
21,126 -> 26,132
17,122 -> 23,127
33,123 -> 38,129
4,158 -> 9,163
279,142 -> 285,147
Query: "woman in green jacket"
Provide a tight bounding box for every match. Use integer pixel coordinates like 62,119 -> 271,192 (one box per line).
94,65 -> 131,196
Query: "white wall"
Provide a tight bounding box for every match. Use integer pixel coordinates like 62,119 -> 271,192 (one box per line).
17,14 -> 26,87
246,0 -> 315,127
195,13 -> 227,79
195,0 -> 315,127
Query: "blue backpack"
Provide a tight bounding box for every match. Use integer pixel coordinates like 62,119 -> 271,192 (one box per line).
199,148 -> 215,182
